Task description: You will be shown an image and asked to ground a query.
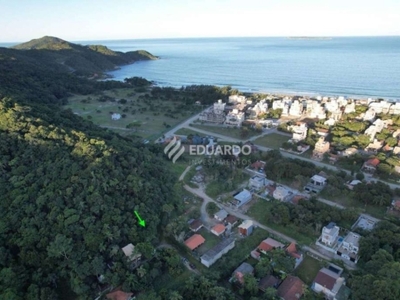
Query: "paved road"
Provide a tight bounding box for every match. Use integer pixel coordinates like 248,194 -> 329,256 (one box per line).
172,124 -> 400,190
183,184 -> 335,263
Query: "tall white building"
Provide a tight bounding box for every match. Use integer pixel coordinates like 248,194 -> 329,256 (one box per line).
321,222 -> 339,246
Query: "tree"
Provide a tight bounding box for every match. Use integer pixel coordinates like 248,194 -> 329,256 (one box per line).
355,172 -> 365,181
243,274 -> 258,296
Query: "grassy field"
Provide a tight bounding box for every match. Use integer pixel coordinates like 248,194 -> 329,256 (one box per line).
295,255 -> 324,285
65,88 -> 200,140
253,133 -> 289,149
174,127 -> 206,136
247,200 -> 316,245
191,124 -> 261,140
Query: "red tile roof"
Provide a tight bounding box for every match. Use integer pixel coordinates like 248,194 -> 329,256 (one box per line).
251,160 -> 265,169
286,242 -> 301,259
212,224 -> 226,234
277,275 -> 304,300
106,290 -> 133,300
258,238 -> 284,252
366,158 -> 380,167
184,234 -> 205,250
313,270 -> 337,290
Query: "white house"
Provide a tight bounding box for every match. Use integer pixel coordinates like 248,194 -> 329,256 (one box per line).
290,123 -> 308,142
111,113 -> 121,120
273,186 -> 291,201
312,267 -> 346,300
249,175 -> 266,190
121,243 -> 141,262
363,108 -> 376,121
289,100 -> 303,117
214,209 -> 228,222
229,95 -> 246,104
337,232 -> 360,263
225,109 -> 245,127
321,222 -> 339,246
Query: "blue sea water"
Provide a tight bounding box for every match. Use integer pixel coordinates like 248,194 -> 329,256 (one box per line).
3,36 -> 400,98
92,36 -> 400,99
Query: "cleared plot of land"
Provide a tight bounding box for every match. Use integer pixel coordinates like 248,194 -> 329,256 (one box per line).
295,255 -> 323,285
253,132 -> 289,149
65,88 -> 200,140
247,200 -> 315,245
191,124 -> 261,140
196,228 -> 222,255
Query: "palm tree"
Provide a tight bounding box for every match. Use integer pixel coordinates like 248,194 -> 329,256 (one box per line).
169,291 -> 183,300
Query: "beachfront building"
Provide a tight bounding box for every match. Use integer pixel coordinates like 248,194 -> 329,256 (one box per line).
225,109 -> 245,127
363,108 -> 376,121
289,100 -> 303,117
251,99 -> 269,117
369,101 -> 392,114
229,95 -> 247,104
305,100 -> 326,119
389,102 -> 400,115
344,102 -> 356,114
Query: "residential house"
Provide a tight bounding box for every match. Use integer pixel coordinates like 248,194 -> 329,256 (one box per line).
229,95 -> 246,104
249,175 -> 266,190
211,224 -> 226,236
232,189 -> 252,208
362,158 -> 380,173
200,237 -> 235,267
286,242 -> 303,268
337,232 -> 360,263
363,108 -> 376,121
121,243 -> 141,263
189,219 -> 204,232
369,101 -> 392,114
273,185 -> 291,201
258,275 -> 280,292
232,262 -> 254,285
214,209 -> 228,222
277,275 -> 305,300
312,268 -> 346,300
305,174 -> 327,193
289,100 -> 303,117
342,147 -> 358,157
225,109 -> 245,127
391,199 -> 400,211
321,222 -> 340,247
312,137 -> 330,161
306,100 -> 326,119
184,234 -> 205,251
225,215 -> 239,227
238,220 -> 254,236
258,238 -> 285,254
106,289 -> 134,300
389,102 -> 400,115
316,128 -> 329,137
199,100 -> 226,123
346,179 -> 362,190
351,215 -> 378,231
344,102 -> 355,114
365,139 -> 383,153
290,123 -> 308,142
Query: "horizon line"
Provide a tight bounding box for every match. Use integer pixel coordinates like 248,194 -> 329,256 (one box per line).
1,34 -> 400,44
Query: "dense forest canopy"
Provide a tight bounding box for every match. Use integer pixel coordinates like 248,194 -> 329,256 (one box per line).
0,37 -> 177,299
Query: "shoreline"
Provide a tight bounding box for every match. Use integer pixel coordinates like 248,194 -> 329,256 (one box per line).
104,72 -> 399,101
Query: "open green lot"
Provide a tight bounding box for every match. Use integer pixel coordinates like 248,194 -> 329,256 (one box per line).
65,88 -> 200,140
295,255 -> 324,285
196,228 -> 221,255
247,200 -> 315,245
191,124 -> 261,140
253,132 -> 289,149
174,127 -> 206,136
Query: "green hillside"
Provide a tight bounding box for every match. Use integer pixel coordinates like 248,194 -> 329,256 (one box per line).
10,36 -> 158,76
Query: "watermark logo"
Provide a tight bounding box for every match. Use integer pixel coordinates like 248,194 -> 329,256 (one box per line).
164,136 -> 185,163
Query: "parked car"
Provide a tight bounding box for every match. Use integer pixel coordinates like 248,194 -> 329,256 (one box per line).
189,263 -> 196,269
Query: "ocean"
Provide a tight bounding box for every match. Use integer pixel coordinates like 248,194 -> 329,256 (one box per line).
4,36 -> 400,98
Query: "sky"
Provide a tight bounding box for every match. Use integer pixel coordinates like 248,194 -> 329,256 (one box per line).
0,0 -> 399,42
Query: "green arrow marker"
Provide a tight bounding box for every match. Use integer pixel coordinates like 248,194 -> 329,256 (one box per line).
134,211 -> 146,227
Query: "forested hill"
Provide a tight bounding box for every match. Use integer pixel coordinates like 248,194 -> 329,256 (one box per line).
7,36 -> 157,76
0,37 -> 177,299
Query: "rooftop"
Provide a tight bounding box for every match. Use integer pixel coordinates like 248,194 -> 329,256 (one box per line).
259,275 -> 280,292
314,268 -> 339,290
121,243 -> 141,261
214,209 -> 228,220
238,220 -> 253,230
234,262 -> 254,275
277,275 -> 304,300
189,219 -> 203,231
184,234 -> 206,251
106,290 -> 133,300
233,189 -> 252,205
343,232 -> 360,245
201,237 -> 235,262
225,215 -> 238,224
258,238 -> 285,252
365,158 -> 380,167
212,224 -> 226,234
286,242 -> 301,259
